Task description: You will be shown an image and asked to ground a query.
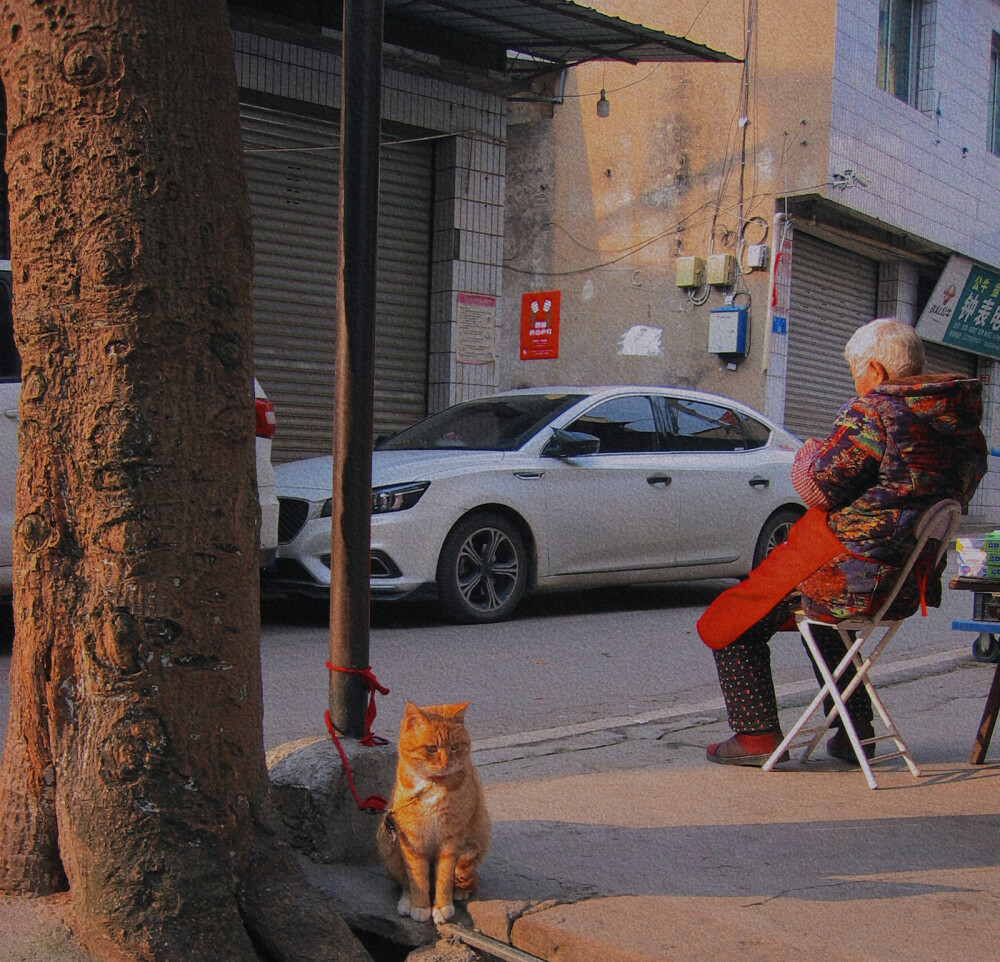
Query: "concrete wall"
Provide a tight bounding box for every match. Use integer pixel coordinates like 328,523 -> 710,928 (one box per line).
500,1 -> 839,412
501,0 -> 1000,481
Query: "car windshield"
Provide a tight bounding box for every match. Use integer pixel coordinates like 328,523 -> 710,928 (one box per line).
378,393 -> 585,451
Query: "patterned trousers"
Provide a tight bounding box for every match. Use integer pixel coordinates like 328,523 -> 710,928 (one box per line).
712,595 -> 874,734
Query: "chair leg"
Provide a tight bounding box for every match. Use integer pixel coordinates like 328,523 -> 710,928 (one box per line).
763,626 -> 880,787
765,621 -> 913,789
835,628 -> 921,778
763,685 -> 834,771
856,672 -> 920,777
817,649 -> 879,790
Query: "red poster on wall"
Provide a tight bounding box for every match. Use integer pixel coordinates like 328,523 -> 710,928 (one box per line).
520,290 -> 560,360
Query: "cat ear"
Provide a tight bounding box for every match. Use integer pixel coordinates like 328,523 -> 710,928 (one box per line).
402,702 -> 426,728
448,701 -> 471,721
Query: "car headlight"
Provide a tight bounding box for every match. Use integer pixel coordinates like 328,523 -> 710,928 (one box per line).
371,481 -> 430,514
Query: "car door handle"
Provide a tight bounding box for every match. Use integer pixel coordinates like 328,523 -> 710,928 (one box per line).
647,475 -> 672,486
3,409 -> 16,419
515,471 -> 544,480
749,476 -> 770,489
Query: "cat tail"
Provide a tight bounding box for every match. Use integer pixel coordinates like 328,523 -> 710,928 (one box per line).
453,852 -> 480,897
376,817 -> 407,887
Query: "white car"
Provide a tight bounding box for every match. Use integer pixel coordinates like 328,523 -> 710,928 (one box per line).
0,377 -> 280,598
264,386 -> 805,624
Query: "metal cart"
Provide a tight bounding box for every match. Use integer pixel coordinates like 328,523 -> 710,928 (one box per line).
949,575 -> 1000,763
950,575 -> 1000,662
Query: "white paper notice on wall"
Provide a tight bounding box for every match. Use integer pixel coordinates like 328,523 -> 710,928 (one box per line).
456,292 -> 496,364
618,325 -> 663,357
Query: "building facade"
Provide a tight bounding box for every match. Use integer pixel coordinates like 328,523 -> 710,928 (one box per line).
231,12 -> 509,462
502,0 -> 1000,523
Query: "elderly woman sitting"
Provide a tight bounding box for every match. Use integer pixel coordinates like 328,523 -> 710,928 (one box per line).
702,317 -> 987,766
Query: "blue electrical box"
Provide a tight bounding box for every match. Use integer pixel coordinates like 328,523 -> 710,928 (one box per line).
708,306 -> 748,356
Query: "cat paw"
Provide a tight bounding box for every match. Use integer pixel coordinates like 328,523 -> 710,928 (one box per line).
453,889 -> 470,902
432,904 -> 455,924
409,905 -> 432,923
396,893 -> 412,917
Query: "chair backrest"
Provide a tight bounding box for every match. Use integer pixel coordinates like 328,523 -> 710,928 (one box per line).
867,499 -> 962,624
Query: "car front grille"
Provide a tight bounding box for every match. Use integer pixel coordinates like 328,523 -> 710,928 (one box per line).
277,498 -> 310,544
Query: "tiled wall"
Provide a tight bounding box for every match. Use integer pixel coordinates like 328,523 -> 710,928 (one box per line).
830,1 -> 1000,523
830,0 -> 1000,271
975,360 -> 1000,523
428,132 -> 507,412
232,29 -> 507,414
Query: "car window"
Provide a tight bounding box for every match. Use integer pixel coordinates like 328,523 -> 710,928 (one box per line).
740,414 -> 771,450
664,399 -> 746,452
378,393 -> 584,451
564,395 -> 659,453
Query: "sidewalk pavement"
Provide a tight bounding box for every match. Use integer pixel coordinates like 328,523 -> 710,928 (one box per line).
300,644 -> 1000,962
1,644 -> 997,962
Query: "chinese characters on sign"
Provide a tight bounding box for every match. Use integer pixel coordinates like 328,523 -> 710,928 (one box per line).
456,293 -> 496,364
520,290 -> 560,360
916,255 -> 1000,360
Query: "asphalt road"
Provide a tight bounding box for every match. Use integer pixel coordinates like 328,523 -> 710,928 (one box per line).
0,560 -> 981,756
258,563 -> 977,753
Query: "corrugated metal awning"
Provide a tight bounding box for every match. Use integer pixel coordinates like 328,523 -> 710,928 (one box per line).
384,0 -> 736,70
233,2 -> 736,73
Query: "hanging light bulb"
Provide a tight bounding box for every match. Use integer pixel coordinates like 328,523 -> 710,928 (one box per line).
596,88 -> 610,118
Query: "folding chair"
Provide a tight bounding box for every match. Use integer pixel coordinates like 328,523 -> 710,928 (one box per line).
762,499 -> 963,789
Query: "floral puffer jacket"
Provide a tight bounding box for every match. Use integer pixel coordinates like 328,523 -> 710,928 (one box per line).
796,373 -> 987,621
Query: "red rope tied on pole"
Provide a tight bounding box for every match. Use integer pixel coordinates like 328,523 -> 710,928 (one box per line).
325,662 -> 390,746
324,662 -> 390,813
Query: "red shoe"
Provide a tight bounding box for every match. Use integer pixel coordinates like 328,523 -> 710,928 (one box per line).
706,731 -> 789,767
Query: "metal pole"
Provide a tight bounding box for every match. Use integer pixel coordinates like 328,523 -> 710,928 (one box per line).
329,0 -> 383,737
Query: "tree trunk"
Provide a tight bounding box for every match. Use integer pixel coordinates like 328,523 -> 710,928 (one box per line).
0,3 -> 369,959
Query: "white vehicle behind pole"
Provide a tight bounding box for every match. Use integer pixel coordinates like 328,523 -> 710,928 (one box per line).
265,385 -> 805,624
0,257 -> 280,596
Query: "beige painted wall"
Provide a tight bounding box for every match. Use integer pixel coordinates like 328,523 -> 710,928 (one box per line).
500,0 -> 837,413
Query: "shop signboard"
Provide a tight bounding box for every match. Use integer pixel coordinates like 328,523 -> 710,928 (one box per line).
916,255 -> 1000,359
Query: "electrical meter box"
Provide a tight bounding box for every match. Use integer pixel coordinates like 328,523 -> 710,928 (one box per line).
746,244 -> 770,269
708,306 -> 748,356
675,256 -> 704,287
706,253 -> 737,286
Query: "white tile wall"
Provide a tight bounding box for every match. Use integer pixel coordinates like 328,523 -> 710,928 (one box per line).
828,1 -> 1000,522
830,0 -> 1000,271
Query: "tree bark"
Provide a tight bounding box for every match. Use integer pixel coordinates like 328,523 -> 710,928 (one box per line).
0,3 -> 369,959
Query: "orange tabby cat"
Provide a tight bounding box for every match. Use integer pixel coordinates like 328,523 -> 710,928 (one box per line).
376,701 -> 490,924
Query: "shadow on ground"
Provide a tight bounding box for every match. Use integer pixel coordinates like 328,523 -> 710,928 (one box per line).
261,580 -> 735,630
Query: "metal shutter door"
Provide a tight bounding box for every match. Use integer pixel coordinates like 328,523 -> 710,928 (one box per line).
923,339 -> 977,377
374,141 -> 432,436
240,105 -> 432,462
241,107 -> 339,462
785,233 -> 878,440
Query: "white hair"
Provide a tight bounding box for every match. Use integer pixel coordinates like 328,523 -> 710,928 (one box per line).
844,317 -> 925,379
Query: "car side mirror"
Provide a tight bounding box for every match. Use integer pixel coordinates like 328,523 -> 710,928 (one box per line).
542,428 -> 600,458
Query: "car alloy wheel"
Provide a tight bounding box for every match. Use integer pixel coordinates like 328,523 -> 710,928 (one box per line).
437,511 -> 528,624
752,506 -> 804,569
